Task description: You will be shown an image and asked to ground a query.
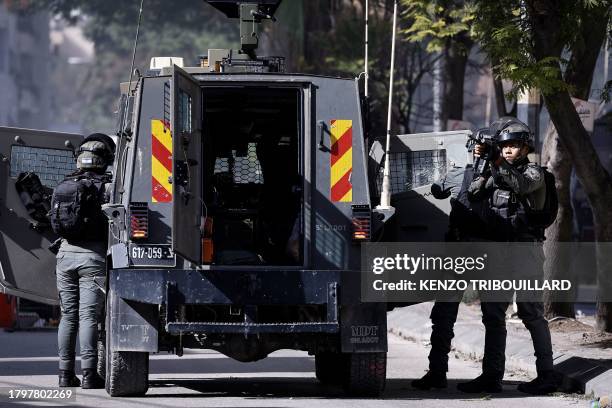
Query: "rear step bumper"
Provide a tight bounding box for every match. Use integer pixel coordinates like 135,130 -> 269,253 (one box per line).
107,269 -> 388,353
165,321 -> 339,334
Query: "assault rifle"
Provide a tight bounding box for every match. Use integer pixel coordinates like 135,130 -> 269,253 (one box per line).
466,127 -> 498,179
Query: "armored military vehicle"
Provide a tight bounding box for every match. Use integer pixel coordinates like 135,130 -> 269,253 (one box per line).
0,0 -> 473,397
0,0 -> 390,397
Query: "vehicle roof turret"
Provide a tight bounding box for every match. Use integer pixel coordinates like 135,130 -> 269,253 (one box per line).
205,0 -> 282,18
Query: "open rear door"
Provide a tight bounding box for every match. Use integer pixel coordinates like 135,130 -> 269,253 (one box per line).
0,127 -> 82,305
171,65 -> 202,263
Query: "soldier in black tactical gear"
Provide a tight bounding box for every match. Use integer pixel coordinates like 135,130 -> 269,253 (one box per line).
411,159 -> 497,391
455,117 -> 558,395
52,133 -> 115,389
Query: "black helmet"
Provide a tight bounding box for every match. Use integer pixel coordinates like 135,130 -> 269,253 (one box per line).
489,116 -> 520,137
491,117 -> 534,152
78,133 -> 116,163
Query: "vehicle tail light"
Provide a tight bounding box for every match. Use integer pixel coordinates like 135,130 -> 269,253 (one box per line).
352,204 -> 371,241
201,217 -> 214,264
129,202 -> 148,239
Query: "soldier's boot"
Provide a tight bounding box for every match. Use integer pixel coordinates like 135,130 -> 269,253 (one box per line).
81,369 -> 105,389
457,374 -> 502,393
411,370 -> 447,390
517,371 -> 558,395
58,370 -> 81,387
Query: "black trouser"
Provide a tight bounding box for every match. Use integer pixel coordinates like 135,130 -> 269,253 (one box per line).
428,300 -> 461,373
428,288 -> 465,373
428,300 -> 553,377
479,242 -> 553,379
481,301 -> 553,379
427,297 -> 501,374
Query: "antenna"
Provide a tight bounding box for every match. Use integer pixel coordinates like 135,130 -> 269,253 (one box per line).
364,0 -> 369,98
120,0 -> 145,134
378,0 -> 398,209
126,0 -> 144,97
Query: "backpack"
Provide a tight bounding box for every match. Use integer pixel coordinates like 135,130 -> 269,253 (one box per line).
49,172 -> 110,241
519,167 -> 558,229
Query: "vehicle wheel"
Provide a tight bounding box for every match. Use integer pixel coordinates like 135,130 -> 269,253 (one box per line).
96,337 -> 105,380
104,291 -> 149,397
315,352 -> 345,385
342,352 -> 386,397
106,350 -> 149,397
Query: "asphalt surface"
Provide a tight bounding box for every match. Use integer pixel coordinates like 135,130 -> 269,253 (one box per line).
0,330 -> 589,407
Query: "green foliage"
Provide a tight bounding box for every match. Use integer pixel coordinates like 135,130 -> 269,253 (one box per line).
471,0 -> 609,99
480,7 -> 568,98
401,0 -> 474,52
402,0 -> 610,101
28,0 -> 237,132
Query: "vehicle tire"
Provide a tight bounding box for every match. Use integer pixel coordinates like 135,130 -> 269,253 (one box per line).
96,337 -> 105,380
104,291 -> 149,397
315,352 -> 345,385
342,352 -> 386,397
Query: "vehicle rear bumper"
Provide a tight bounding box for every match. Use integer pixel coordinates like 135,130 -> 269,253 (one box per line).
109,268 -> 340,305
107,269 -> 387,353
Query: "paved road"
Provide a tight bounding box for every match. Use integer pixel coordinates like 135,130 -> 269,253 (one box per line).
0,329 -> 589,407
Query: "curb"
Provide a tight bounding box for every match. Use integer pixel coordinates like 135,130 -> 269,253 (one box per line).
388,302 -> 612,399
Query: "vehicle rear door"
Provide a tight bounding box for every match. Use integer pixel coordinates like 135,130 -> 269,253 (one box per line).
171,65 -> 202,263
0,127 -> 82,304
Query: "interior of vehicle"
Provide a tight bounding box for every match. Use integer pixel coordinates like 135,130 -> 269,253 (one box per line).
201,86 -> 303,266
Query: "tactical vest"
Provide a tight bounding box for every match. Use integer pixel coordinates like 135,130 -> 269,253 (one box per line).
488,163 -> 543,240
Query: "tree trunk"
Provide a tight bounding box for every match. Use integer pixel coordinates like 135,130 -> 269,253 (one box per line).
492,74 -> 516,117
490,56 -> 516,117
563,5 -> 609,101
594,212 -> 612,331
541,123 -> 575,318
541,91 -> 612,332
443,34 -> 473,121
540,2 -> 608,319
527,0 -> 611,328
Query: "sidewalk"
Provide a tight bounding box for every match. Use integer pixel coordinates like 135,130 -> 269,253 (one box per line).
388,302 -> 612,399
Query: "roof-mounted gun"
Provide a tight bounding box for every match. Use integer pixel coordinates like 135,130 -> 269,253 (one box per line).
203,0 -> 284,72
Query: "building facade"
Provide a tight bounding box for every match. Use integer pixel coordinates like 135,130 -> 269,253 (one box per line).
0,4 -> 50,129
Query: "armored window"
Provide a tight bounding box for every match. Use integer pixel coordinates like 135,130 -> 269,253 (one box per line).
177,90 -> 192,133
9,145 -> 76,187
213,142 -> 263,184
376,149 -> 447,194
